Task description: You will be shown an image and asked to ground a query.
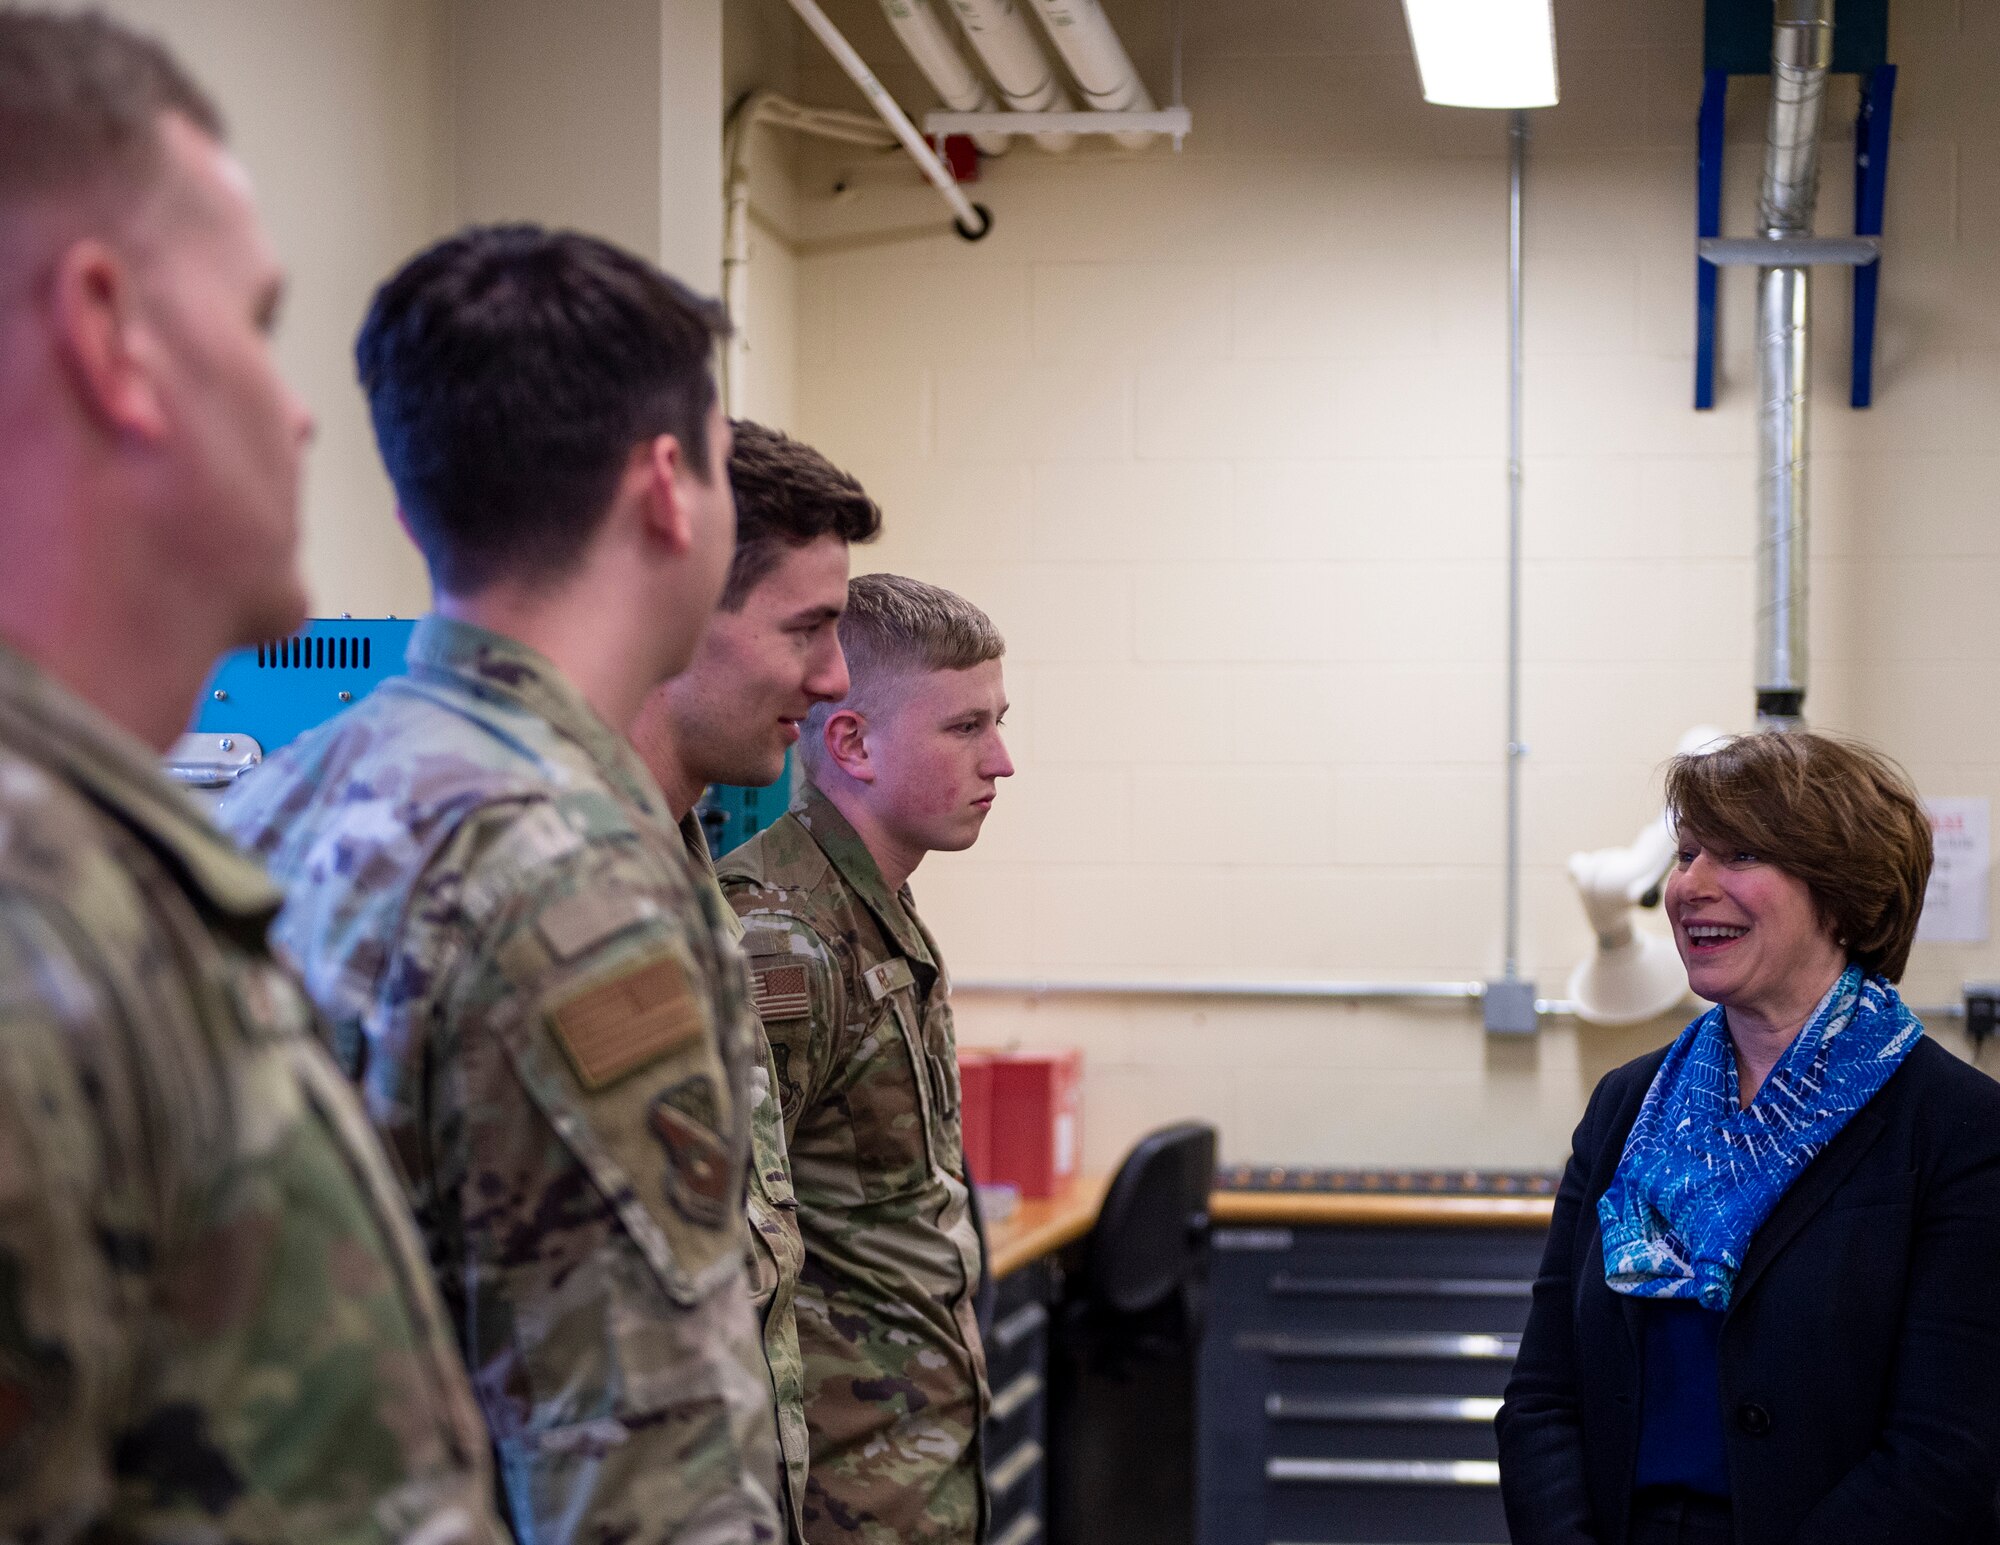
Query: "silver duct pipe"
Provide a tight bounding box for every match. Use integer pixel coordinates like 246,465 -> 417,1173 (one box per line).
1753,0 -> 1834,725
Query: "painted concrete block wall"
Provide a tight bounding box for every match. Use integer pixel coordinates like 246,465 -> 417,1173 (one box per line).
777,0 -> 2000,1171
91,0 -> 453,619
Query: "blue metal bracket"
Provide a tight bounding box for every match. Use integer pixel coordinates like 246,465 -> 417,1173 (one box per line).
1850,63 -> 1896,408
1694,69 -> 1728,411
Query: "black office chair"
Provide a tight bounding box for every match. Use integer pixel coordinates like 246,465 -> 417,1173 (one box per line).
1048,1122 -> 1217,1545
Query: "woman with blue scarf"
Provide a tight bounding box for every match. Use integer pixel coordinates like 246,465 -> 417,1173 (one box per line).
1498,731 -> 2000,1545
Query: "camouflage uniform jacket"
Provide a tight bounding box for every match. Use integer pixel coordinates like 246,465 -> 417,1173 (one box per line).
0,641 -> 506,1543
218,616 -> 780,1545
679,812 -> 810,1545
718,785 -> 988,1545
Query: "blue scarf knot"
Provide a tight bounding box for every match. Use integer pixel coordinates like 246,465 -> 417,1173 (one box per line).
1598,966 -> 1921,1310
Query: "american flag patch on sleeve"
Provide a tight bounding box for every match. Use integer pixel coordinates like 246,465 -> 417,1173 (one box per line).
751,961 -> 811,1021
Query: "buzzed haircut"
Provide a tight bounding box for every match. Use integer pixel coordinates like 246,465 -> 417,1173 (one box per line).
800,573 -> 1004,775
354,223 -> 729,597
0,7 -> 223,206
721,420 -> 882,610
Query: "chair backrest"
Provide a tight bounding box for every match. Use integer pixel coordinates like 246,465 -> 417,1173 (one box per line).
1086,1122 -> 1218,1316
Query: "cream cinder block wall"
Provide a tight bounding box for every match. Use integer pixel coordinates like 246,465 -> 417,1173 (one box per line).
769,0 -> 2000,1171
94,0 -> 452,616
121,1 -> 735,614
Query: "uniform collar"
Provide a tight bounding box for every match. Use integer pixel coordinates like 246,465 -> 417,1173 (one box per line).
678,805 -> 743,942
406,614 -> 672,823
0,640 -> 281,925
794,782 -> 936,971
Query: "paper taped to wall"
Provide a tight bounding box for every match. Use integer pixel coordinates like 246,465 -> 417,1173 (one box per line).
1918,796 -> 1990,944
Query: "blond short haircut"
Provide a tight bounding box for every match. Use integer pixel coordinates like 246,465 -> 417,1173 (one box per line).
800,572 -> 1004,778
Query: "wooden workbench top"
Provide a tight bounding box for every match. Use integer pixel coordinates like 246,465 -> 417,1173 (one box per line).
985,1173 -> 1556,1278
986,1175 -> 1110,1279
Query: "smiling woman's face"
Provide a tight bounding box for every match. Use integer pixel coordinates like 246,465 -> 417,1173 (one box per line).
1665,832 -> 1847,1020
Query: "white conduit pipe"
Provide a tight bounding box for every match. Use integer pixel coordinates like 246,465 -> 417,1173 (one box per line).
878,0 -> 1010,156
946,0 -> 1078,151
1025,0 -> 1157,149
955,978 -> 1487,1003
786,0 -> 992,241
723,91 -> 898,417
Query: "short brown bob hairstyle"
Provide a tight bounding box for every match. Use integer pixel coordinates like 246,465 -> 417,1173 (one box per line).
1664,730 -> 1933,982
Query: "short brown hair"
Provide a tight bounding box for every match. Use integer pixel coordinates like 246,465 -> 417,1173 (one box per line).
1664,730 -> 1933,981
356,225 -> 728,595
721,421 -> 881,610
0,8 -> 223,205
800,573 -> 1004,775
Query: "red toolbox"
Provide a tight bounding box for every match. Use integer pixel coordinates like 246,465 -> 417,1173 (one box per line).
957,1048 -> 994,1181
985,1048 -> 1083,1199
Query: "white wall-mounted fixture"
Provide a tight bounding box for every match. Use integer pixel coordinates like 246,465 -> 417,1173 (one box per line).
1401,0 -> 1559,109
1564,726 -> 1727,1028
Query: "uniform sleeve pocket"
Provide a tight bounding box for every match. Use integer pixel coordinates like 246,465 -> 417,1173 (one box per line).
480,943 -> 746,1311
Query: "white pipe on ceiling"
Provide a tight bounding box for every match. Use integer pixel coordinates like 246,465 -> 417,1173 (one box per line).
1024,0 -> 1157,148
722,91 -> 899,418
785,0 -> 991,239
945,0 -> 1078,151
877,0 -> 1010,156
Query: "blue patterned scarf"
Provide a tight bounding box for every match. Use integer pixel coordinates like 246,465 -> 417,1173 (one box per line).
1598,966 -> 1921,1310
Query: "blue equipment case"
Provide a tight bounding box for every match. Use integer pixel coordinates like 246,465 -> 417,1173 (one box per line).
179,617 -> 790,857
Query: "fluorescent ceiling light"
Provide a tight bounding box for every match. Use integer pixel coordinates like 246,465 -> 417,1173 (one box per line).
1402,0 -> 1559,109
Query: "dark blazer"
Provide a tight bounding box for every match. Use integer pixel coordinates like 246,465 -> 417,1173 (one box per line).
1497,1035 -> 2000,1545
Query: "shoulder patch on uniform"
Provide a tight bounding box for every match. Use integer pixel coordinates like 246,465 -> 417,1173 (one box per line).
546,954 -> 704,1090
739,926 -> 796,960
535,889 -> 658,962
750,960 -> 811,1022
862,958 -> 915,1001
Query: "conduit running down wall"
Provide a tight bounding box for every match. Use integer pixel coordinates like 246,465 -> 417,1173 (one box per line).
1754,0 -> 1834,726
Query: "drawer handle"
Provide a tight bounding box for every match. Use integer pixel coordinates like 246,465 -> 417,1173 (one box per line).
992,1302 -> 1049,1351
991,1515 -> 1042,1545
1269,1274 -> 1532,1300
1266,1394 -> 1502,1424
1266,1457 -> 1501,1488
990,1370 -> 1044,1423
989,1438 -> 1045,1497
1236,1331 -> 1520,1361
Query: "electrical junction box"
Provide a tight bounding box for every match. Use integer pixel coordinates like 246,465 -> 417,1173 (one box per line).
168,616 -> 792,856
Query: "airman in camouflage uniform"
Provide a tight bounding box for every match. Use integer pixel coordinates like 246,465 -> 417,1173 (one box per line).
722,794 -> 990,1545
222,618 -> 781,1542
718,574 -> 1014,1545
0,646 -> 507,1541
0,11 -> 508,1534
683,810 -> 812,1538
220,225 -> 781,1542
627,420 -> 886,1545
